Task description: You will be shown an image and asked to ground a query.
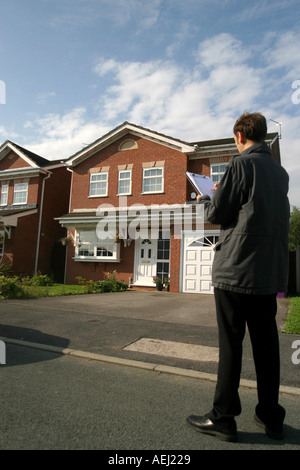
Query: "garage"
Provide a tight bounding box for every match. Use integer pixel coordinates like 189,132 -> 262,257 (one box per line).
181,231 -> 219,294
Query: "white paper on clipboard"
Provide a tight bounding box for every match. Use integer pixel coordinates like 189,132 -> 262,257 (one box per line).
186,172 -> 215,199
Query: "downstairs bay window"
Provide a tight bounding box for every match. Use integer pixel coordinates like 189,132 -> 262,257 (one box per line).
74,229 -> 120,262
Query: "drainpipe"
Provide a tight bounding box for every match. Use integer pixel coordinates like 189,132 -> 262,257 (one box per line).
34,171 -> 51,275
63,166 -> 74,284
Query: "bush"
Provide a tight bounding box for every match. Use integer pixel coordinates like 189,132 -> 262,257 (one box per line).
0,261 -> 14,277
30,274 -> 53,286
0,276 -> 25,300
76,271 -> 128,293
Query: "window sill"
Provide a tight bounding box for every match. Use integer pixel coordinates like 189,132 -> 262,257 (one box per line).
73,257 -> 121,263
141,191 -> 165,195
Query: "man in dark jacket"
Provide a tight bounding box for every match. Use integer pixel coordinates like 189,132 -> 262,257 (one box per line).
187,112 -> 290,442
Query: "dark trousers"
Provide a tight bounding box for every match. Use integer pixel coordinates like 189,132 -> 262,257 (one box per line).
209,288 -> 284,425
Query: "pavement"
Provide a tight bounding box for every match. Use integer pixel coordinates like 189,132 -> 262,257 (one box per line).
0,289 -> 299,394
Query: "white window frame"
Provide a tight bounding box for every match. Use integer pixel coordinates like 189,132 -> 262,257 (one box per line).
0,184 -> 8,206
74,229 -> 120,262
89,172 -> 108,197
210,163 -> 228,183
13,182 -> 28,205
142,167 -> 164,194
0,230 -> 5,256
118,169 -> 132,196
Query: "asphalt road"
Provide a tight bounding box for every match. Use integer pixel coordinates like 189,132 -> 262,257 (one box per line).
1,343 -> 300,451
0,291 -> 299,451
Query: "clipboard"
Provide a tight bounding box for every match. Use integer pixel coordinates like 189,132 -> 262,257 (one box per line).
186,171 -> 215,199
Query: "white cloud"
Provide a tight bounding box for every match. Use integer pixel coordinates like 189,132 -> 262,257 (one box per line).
36,91 -> 56,105
196,33 -> 252,68
264,31 -> 300,79
26,108 -> 110,159
19,31 -> 300,206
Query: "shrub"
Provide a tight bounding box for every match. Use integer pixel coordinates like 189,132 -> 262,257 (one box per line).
30,274 -> 53,286
0,261 -> 13,277
0,276 -> 25,300
75,271 -> 128,293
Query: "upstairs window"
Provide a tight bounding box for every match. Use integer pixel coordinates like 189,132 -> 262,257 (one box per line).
89,172 -> 108,197
210,163 -> 228,183
142,167 -> 164,194
13,182 -> 28,205
0,184 -> 8,206
118,170 -> 132,195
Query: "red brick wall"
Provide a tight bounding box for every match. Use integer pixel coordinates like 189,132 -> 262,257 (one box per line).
0,176 -> 40,206
37,167 -> 71,275
0,151 -> 31,171
65,134 -> 188,285
1,163 -> 71,277
70,134 -> 188,211
6,212 -> 40,275
65,235 -> 135,286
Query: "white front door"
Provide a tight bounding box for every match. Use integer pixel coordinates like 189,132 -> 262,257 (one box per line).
134,238 -> 158,286
181,231 -> 219,294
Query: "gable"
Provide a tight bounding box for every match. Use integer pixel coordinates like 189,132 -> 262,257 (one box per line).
0,140 -> 50,172
66,122 -> 194,167
0,149 -> 32,172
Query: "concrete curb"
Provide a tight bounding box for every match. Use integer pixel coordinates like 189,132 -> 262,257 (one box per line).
2,336 -> 300,397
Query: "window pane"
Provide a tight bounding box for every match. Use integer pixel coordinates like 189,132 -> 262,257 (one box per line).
119,171 -> 131,179
143,167 -> 163,193
89,173 -> 108,196
157,262 -> 169,281
211,164 -> 228,183
77,230 -> 117,259
13,182 -> 28,204
0,185 -> 8,205
143,177 -> 162,192
158,237 -> 170,260
118,179 -> 130,194
144,168 -> 162,177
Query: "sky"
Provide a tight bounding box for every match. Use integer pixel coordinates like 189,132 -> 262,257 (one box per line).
1,0 -> 300,207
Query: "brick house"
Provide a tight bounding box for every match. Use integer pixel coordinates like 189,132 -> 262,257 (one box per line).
58,122 -> 281,293
0,140 -> 71,280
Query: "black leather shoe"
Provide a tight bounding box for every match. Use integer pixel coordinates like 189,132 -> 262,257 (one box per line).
254,414 -> 284,440
187,414 -> 237,442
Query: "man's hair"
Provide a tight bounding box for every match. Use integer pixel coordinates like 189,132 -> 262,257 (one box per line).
233,112 -> 267,142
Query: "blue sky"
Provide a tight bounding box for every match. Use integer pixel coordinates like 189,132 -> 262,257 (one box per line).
1,0 -> 300,206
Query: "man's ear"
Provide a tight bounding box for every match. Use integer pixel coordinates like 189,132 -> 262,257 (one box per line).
238,131 -> 246,144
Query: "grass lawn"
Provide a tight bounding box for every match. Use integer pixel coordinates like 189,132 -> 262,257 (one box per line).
284,296 -> 300,335
22,283 -> 91,298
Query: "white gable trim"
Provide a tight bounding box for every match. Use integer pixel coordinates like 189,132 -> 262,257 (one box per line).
66,123 -> 195,167
0,142 -> 39,168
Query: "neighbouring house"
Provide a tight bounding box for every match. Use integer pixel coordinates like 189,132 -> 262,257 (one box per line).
57,122 -> 281,293
0,140 -> 71,281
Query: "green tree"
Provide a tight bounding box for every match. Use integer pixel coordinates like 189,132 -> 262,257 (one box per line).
289,206 -> 300,251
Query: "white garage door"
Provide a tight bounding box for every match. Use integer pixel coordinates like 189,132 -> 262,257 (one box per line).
182,232 -> 219,294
